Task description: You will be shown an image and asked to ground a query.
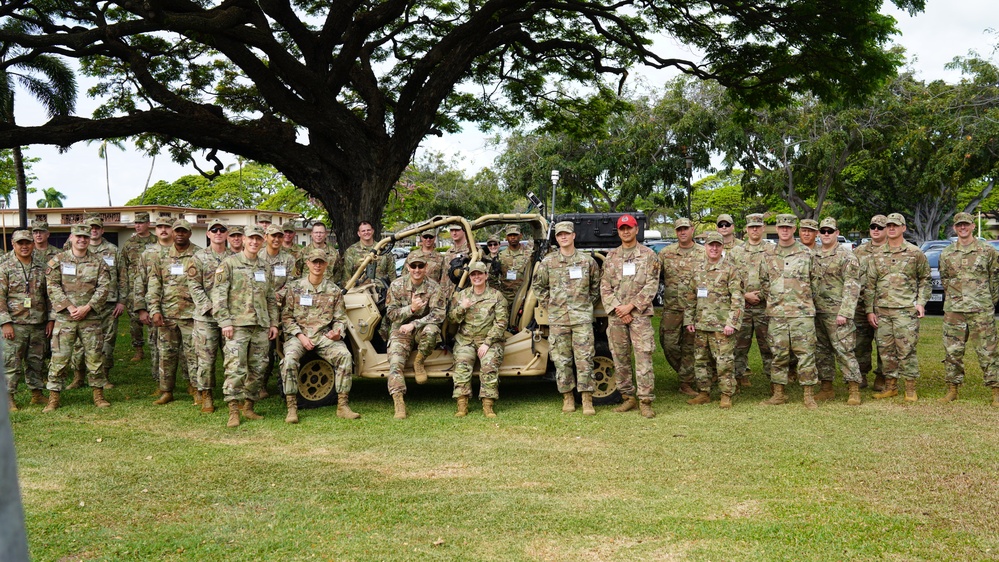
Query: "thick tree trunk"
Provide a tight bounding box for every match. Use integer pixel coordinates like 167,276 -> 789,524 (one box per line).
12,146 -> 27,229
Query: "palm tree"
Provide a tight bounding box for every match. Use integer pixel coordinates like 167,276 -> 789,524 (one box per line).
0,18 -> 77,228
36,187 -> 65,208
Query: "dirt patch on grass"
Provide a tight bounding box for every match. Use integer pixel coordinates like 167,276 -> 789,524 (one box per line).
526,536 -> 692,561
703,499 -> 763,520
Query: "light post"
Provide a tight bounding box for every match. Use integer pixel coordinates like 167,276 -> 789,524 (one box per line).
550,170 -> 560,224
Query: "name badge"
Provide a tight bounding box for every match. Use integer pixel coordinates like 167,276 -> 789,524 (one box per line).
300,294 -> 313,306
274,265 -> 287,277
506,270 -> 517,281
23,298 -> 31,308
62,263 -> 76,276
697,288 -> 708,298
254,271 -> 266,282
103,255 -> 115,267
569,266 -> 583,280
170,263 -> 184,275
623,263 -> 636,276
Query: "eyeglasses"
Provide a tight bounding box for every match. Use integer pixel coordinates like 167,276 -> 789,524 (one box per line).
819,229 -> 836,235
487,242 -> 499,247
209,227 -> 228,233
716,222 -> 732,228
869,225 -> 885,230
422,234 -> 436,239
408,263 -> 426,269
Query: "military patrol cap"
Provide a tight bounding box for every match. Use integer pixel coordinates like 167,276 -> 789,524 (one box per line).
716,214 -> 734,225
265,224 -> 283,236
244,224 -> 265,238
468,261 -> 488,274
257,213 -> 273,223
30,220 -> 48,232
11,230 -> 32,243
71,224 -> 91,236
228,225 -> 244,235
674,218 -> 692,229
304,248 -> 328,263
448,224 -> 463,231
745,213 -> 765,227
704,231 -> 724,245
819,217 -> 838,230
282,222 -> 297,232
953,212 -> 974,225
85,215 -> 103,228
554,221 -> 575,234
406,253 -> 428,265
775,214 -> 797,227
799,219 -> 819,231
154,216 -> 174,227
505,225 -> 521,236
870,215 -> 888,227
486,234 -> 501,244
886,213 -> 906,226
207,218 -> 226,229
134,212 -> 150,223
172,219 -> 192,232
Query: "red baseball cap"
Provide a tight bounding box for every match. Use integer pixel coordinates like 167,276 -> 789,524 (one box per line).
617,214 -> 638,229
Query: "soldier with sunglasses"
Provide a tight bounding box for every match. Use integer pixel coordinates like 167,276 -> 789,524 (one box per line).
853,215 -> 888,391
405,229 -> 446,283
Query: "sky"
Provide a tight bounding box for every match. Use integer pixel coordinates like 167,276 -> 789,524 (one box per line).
13,1 -> 998,209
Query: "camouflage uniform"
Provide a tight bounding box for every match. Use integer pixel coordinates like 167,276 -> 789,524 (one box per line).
939,237 -> 999,386
188,246 -> 231,391
600,243 -> 661,401
448,286 -> 507,399
385,273 -> 445,394
690,251 -> 744,396
71,238 -> 119,379
45,249 -> 111,390
280,276 -> 353,396
533,247 -> 600,394
1,252 -> 49,393
728,239 -> 775,379
658,241 -> 705,388
441,240 -> 472,297
497,244 -> 531,305
404,249 -> 446,284
864,239 -> 931,381
119,232 -> 157,351
340,241 -> 395,287
146,243 -> 201,393
259,245 -> 300,384
853,240 -> 885,377
812,242 -> 863,383
723,238 -> 745,252
296,242 -> 341,284
759,240 -> 819,387
212,251 -> 280,403
135,243 -> 176,382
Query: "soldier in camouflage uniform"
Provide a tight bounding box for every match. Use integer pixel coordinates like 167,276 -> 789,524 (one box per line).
296,222 -> 341,282
716,214 -> 744,251
758,214 -> 820,410
600,214 -> 661,418
533,221 -> 601,415
212,225 -> 280,427
144,219 -> 201,406
135,218 -> 178,391
449,261 -> 507,418
227,224 -> 245,253
43,224 -> 112,411
118,211 -> 156,363
798,219 -> 819,251
938,212 -> 999,405
728,213 -> 774,387
256,213 -> 273,229
496,225 -> 531,306
404,229 -> 446,284
187,220 -> 231,413
259,224 -> 300,397
340,220 -> 395,287
813,218 -> 863,405
280,249 -> 359,424
865,213 -> 931,402
3,231 -> 52,411
687,232 -> 743,408
442,224 -> 474,298
658,217 -> 704,397
30,221 -> 61,262
281,223 -> 301,262
384,253 -> 446,418
853,215 -> 887,390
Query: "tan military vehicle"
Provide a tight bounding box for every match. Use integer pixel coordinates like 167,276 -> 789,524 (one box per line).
291,213 -> 620,408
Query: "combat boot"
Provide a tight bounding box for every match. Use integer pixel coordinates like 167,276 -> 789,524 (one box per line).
226,401 -> 240,428
130,347 -> 144,362
873,374 -> 886,392
992,387 -> 999,408
678,382 -> 699,397
939,383 -> 959,403
873,378 -> 898,399
67,369 -> 85,389
413,351 -> 428,384
285,395 -> 299,424
903,379 -> 917,403
760,384 -> 787,405
803,385 -> 818,410
42,391 -> 60,413
200,390 -> 215,413
581,392 -> 596,416
814,380 -> 835,401
561,392 -> 576,413
8,393 -> 17,412
392,393 -> 407,419
719,394 -> 732,409
337,393 -> 361,419
93,388 -> 111,408
639,398 -> 655,419
859,376 -> 869,389
614,394 -> 637,413
737,375 -> 752,388
187,382 -> 197,396
149,387 -> 162,398
242,399 -> 264,420
153,391 -> 174,405
847,382 -> 862,406
194,389 -> 203,406
482,398 -> 497,418
30,389 -> 45,405
686,391 -> 711,405
454,395 -> 468,417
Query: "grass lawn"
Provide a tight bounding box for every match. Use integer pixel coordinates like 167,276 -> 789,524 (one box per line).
10,315 -> 999,561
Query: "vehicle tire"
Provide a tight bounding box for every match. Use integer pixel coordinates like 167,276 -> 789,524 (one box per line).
295,351 -> 338,409
591,341 -> 621,405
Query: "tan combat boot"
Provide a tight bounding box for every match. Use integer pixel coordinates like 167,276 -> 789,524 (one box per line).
30,389 -> 45,405
903,379 -> 917,403
939,383 -> 959,403
872,374 -> 886,392
814,380 -> 835,401
737,375 -> 752,388
678,382 -> 699,397
413,351 -> 428,384
42,391 -> 60,413
454,395 -> 468,417
803,385 -> 818,410
581,392 -> 596,416
392,393 -> 407,419
719,394 -> 732,409
639,398 -> 655,419
992,387 -> 999,408
130,347 -> 144,362
149,387 -> 163,398
482,398 -> 497,418
67,369 -> 85,389
873,378 -> 898,399
614,394 -> 637,413
8,393 -> 17,412
93,388 -> 111,408
285,395 -> 299,424
760,384 -> 787,405
187,382 -> 197,396
226,401 -> 240,428
687,391 -> 711,405
153,391 -> 174,405
337,393 -> 361,419
194,389 -> 203,406
201,390 -> 215,413
561,392 -> 576,413
242,399 -> 264,420
847,382 -> 862,406
859,376 -> 869,389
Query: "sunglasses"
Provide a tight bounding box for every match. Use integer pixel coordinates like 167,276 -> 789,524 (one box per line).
209,227 -> 227,233
716,222 -> 732,228
408,263 -> 426,269
869,225 -> 885,230
819,229 -> 836,235
487,242 -> 499,246
422,234 -> 436,239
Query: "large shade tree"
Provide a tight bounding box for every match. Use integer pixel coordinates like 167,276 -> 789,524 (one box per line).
0,0 -> 922,246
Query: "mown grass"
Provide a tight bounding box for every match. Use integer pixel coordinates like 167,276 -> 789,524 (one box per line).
10,315 -> 999,561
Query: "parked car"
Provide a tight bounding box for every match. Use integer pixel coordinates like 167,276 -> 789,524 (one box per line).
924,248 -> 944,314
